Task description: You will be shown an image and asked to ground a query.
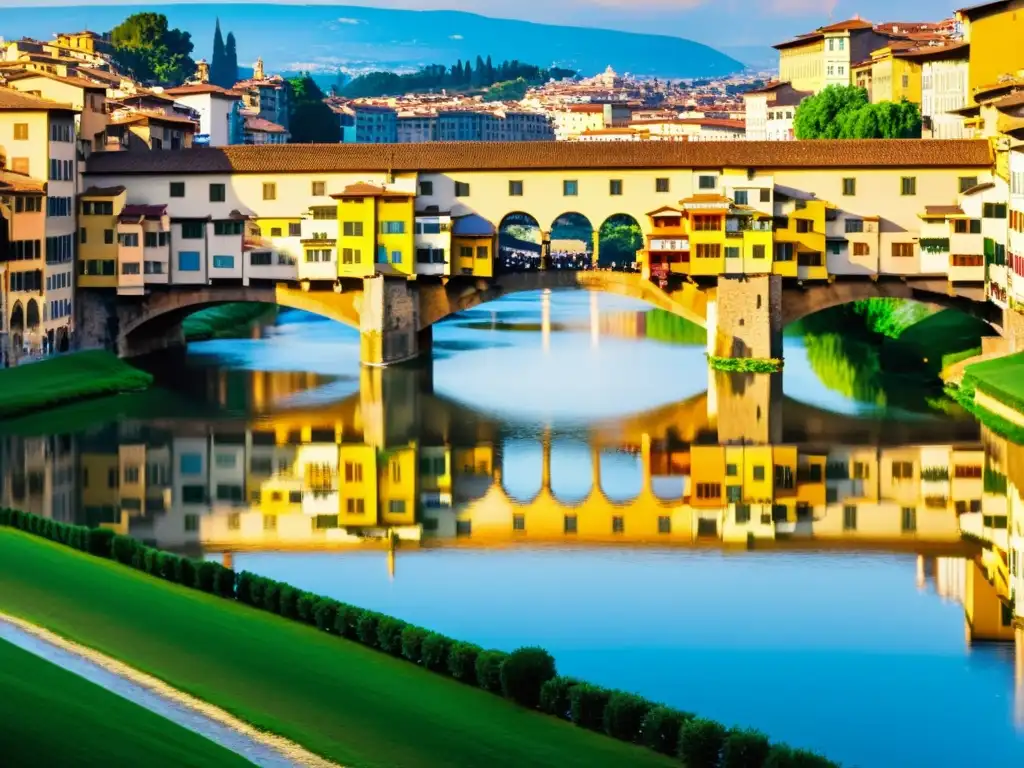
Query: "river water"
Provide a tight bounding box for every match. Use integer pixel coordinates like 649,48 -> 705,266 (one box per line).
2,290 -> 1023,767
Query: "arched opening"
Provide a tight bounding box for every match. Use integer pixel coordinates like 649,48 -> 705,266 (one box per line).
549,212 -> 593,271
549,438 -> 593,504
497,212 -> 541,273
598,447 -> 643,504
9,301 -> 24,332
596,214 -> 643,270
25,299 -> 39,330
498,437 -> 544,503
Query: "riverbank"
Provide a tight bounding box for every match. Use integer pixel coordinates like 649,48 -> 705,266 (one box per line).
0,529 -> 674,768
0,633 -> 253,768
0,351 -> 152,420
947,352 -> 1024,442
183,303 -> 276,342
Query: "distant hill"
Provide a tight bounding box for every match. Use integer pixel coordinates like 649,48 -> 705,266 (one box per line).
0,3 -> 743,80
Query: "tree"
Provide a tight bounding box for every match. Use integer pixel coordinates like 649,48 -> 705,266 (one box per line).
485,55 -> 494,84
109,12 -> 195,85
224,32 -> 239,86
288,74 -> 340,143
794,85 -> 922,139
211,18 -> 226,86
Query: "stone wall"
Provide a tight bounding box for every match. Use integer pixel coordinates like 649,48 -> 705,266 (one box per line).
713,370 -> 782,444
359,276 -> 421,366
710,275 -> 782,359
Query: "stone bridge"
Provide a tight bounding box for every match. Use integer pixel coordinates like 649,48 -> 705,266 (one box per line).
78,270 -> 1011,365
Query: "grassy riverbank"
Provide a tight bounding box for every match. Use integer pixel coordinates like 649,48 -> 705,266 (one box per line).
961,352 -> 1024,412
0,638 -> 251,767
0,351 -> 152,420
183,303 -> 275,342
0,529 -> 673,768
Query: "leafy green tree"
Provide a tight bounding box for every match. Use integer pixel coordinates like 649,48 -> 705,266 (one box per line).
484,77 -> 529,102
597,216 -> 643,265
287,74 -> 339,143
794,85 -> 921,139
109,12 -> 195,85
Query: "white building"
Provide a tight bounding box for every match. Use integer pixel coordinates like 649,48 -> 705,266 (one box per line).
414,210 -> 452,276
163,84 -> 244,146
743,82 -> 810,141
918,43 -> 970,139
44,108 -> 78,354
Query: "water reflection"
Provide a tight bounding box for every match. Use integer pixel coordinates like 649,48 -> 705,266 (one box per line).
1,293 -> 1023,766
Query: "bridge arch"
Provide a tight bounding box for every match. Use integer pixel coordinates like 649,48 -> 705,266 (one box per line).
597,213 -> 644,269
9,301 -> 23,332
550,212 -> 594,270
497,212 -> 541,273
25,299 -> 39,330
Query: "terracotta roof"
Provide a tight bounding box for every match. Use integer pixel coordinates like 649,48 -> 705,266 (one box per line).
331,182 -> 413,198
0,170 -> 45,193
163,83 -> 243,100
77,67 -> 122,84
0,86 -> 76,111
120,203 -> 167,219
244,117 -> 288,134
961,181 -> 996,196
681,194 -> 732,206
741,81 -> 788,96
566,104 -> 606,113
921,205 -> 964,217
773,32 -> 825,51
110,111 -> 198,129
84,140 -> 995,177
989,91 -> 1024,110
646,206 -> 683,216
819,18 -> 875,33
81,185 -> 125,197
4,70 -> 106,90
894,41 -> 969,60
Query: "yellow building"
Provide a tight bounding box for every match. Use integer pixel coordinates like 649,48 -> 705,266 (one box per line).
956,0 -> 1024,104
77,186 -> 126,289
450,213 -> 495,277
682,194 -> 730,277
862,44 -> 924,105
773,197 -> 831,280
333,183 -> 416,278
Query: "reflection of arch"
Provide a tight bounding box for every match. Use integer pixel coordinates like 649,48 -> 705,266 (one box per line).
549,439 -> 594,504
597,214 -> 643,268
25,299 -> 39,329
9,301 -> 24,331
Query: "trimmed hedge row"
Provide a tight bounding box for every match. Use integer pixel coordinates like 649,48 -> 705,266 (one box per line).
0,509 -> 840,768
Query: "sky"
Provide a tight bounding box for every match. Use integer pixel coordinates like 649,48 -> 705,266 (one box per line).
0,0 -> 951,48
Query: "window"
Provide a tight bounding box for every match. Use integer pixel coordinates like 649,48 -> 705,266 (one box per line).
270,227 -> 282,237
289,222 -> 301,237
726,463 -> 738,477
563,180 -> 578,196
118,232 -> 139,247
312,181 -> 326,196
752,244 -> 766,259
612,516 -> 625,534
11,157 -> 29,174
250,251 -> 272,266
657,516 -> 671,534
726,485 -> 742,503
695,243 -> 721,259
698,175 -> 716,190
180,221 -> 204,239
724,246 -> 740,259
796,219 -> 812,233
177,251 -> 201,271
735,505 -> 751,524
842,178 -> 856,196
853,242 -> 870,256
752,465 -> 766,481
759,188 -> 770,203
212,255 -> 235,269
845,219 -> 864,234
179,453 -> 203,475
380,221 -> 405,234
181,486 -> 206,504
901,507 -> 917,533
952,254 -> 983,267
169,182 -> 185,197
344,462 -> 363,483
213,220 -> 243,236
477,246 -> 488,259
954,219 -> 982,234
342,222 -> 364,237
959,176 -> 978,193
262,182 -> 276,200
311,206 -> 335,220
655,178 -> 670,193
454,181 -> 470,197
775,465 -> 794,489
391,250 -> 402,263
13,123 -> 28,140
696,483 -> 721,499
609,179 -> 623,196
419,180 -> 433,196
891,242 -> 914,258
900,177 -> 916,196
512,514 -> 525,532
774,216 -> 789,230
564,515 -> 578,534
983,203 -> 1008,219
79,227 -> 87,244
508,180 -> 523,196
733,190 -> 748,205
209,183 -> 226,202
891,461 -> 914,480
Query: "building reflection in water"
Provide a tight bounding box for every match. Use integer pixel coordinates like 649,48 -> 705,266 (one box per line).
1,362 -> 1022,726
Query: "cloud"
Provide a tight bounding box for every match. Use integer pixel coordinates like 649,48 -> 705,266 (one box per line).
767,0 -> 839,14
449,34 -> 464,40
336,17 -> 362,24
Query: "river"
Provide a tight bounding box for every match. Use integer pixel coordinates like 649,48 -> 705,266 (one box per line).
2,290 -> 1022,767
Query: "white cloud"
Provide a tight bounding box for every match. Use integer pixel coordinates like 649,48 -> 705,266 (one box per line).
337,17 -> 362,24
449,34 -> 464,40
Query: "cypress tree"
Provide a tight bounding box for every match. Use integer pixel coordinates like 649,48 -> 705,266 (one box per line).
225,31 -> 238,85
211,18 -> 226,85
485,54 -> 494,85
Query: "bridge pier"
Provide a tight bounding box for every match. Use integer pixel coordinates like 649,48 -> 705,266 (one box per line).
359,275 -> 423,367
713,370 -> 783,445
706,275 -> 782,360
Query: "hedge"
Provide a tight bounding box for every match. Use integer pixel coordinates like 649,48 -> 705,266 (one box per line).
0,509 -> 839,768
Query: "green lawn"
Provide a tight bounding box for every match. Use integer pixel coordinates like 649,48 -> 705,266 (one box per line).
882,309 -> 994,378
183,303 -> 275,341
0,351 -> 152,419
0,530 -> 673,768
0,637 -> 252,767
963,351 -> 1024,412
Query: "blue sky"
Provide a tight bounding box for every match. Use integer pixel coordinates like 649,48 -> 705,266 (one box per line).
0,0 -> 953,47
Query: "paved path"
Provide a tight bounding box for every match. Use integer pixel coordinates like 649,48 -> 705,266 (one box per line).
0,612 -> 340,768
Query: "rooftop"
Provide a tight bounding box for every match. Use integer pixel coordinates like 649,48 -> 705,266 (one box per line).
84,140 -> 994,177
81,185 -> 126,197
331,182 -> 414,199
0,86 -> 76,112
244,117 -> 288,134
0,169 -> 45,193
163,84 -> 243,100
4,69 -> 107,90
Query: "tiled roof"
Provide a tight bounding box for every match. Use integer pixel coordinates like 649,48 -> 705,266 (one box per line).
110,111 -> 198,128
961,181 -> 996,196
0,169 -> 45,193
331,182 -> 413,198
84,140 -> 995,177
895,41 -> 970,60
680,194 -> 732,206
244,117 -> 288,134
81,185 -> 125,197
819,18 -> 874,33
921,205 -> 964,217
121,203 -> 167,218
164,84 -> 243,100
4,69 -> 106,90
0,86 -> 76,111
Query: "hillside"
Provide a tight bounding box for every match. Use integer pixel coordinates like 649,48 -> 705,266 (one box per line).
0,4 -> 743,79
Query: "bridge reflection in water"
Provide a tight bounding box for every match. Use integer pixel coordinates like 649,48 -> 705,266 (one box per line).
1,362 -> 1022,721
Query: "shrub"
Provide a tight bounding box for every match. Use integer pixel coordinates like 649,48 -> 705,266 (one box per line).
642,706 -> 694,756
174,557 -> 196,587
131,546 -> 147,571
475,650 -> 508,694
194,561 -> 218,593
763,746 -> 838,768
539,676 -> 579,720
246,574 -> 267,606
278,585 -> 299,619
420,633 -> 453,673
111,535 -> 138,565
603,692 -> 653,743
296,592 -> 318,624
447,642 -> 481,683
356,611 -> 382,647
500,646 -> 556,708
376,617 -> 407,655
10,509 -> 25,529
722,729 -> 771,768
157,552 -> 178,581
263,581 -> 282,614
570,684 -> 612,731
314,599 -> 339,632
678,718 -> 729,768
87,527 -> 115,558
213,564 -> 235,598
334,604 -> 361,639
0,508 -> 9,526
400,625 -> 429,663
236,571 -> 256,604
143,548 -> 159,576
